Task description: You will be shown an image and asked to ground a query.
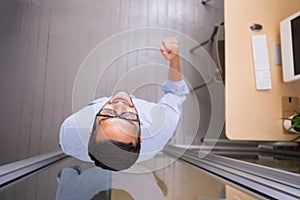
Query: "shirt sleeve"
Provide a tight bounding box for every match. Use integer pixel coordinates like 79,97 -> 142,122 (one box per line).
159,79 -> 189,117
159,79 -> 189,140
59,115 -> 93,162
137,79 -> 189,162
162,79 -> 189,96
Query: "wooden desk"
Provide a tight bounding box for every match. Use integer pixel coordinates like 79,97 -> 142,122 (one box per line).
225,0 -> 300,141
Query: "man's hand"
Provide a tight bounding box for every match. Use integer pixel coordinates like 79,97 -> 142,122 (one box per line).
160,37 -> 179,62
160,37 -> 182,81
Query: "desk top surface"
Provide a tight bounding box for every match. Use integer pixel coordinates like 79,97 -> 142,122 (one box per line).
225,0 -> 300,141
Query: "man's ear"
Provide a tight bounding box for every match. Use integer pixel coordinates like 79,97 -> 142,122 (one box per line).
89,131 -> 92,136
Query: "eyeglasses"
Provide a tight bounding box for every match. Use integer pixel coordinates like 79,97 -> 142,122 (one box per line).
96,108 -> 139,122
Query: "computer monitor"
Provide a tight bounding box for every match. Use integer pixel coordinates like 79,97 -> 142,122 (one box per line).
280,10 -> 300,82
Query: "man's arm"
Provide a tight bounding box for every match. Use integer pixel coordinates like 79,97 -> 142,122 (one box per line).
160,37 -> 182,82
154,37 -> 188,146
135,38 -> 189,163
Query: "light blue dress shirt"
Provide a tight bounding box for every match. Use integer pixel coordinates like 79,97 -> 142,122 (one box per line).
59,79 -> 189,163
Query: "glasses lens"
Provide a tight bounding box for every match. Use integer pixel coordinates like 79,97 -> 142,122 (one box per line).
100,109 -> 115,117
120,112 -> 138,121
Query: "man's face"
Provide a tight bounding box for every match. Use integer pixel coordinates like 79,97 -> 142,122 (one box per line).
95,91 -> 140,144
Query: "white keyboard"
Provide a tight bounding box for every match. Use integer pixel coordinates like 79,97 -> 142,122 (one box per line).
251,35 -> 272,90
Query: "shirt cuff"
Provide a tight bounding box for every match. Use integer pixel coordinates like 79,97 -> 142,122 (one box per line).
162,79 -> 189,96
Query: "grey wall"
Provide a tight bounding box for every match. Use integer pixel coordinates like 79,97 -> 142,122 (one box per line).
0,0 -> 224,165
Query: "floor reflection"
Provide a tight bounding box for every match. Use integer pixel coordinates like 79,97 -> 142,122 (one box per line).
56,166 -> 112,199
0,153 -> 266,200
54,153 -> 264,200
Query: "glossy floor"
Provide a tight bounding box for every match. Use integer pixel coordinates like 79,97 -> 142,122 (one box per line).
0,153 -> 264,200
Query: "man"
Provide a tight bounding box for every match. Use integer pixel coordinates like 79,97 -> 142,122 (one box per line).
60,37 -> 189,171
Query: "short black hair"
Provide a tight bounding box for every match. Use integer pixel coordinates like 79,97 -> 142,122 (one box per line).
88,139 -> 140,171
88,117 -> 141,171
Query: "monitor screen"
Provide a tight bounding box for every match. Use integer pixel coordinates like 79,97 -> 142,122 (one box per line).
280,10 -> 300,82
291,15 -> 300,76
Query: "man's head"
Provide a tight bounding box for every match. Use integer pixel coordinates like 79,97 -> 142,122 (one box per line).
88,91 -> 141,171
